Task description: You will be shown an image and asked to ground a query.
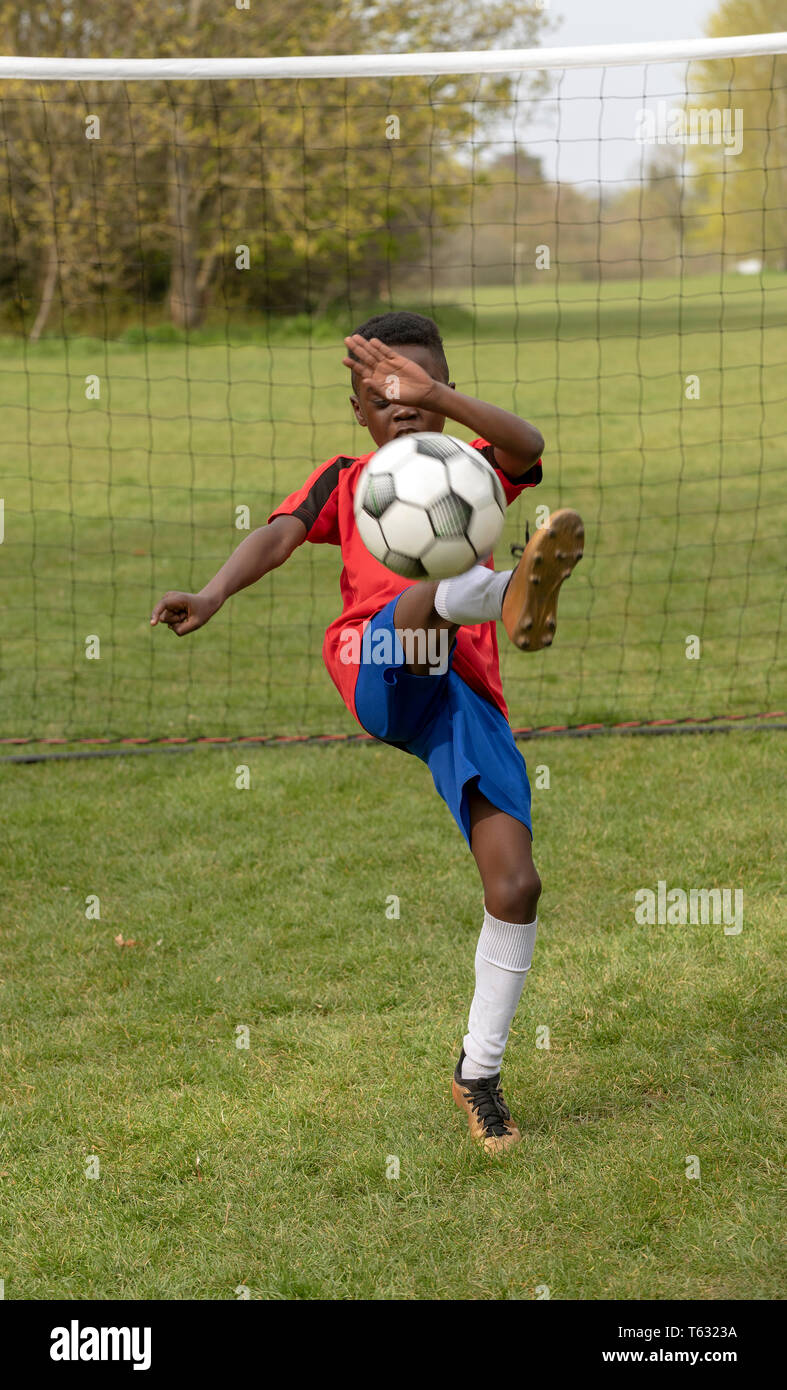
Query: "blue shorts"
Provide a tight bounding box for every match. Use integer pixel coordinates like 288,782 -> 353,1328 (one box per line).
354,597 -> 532,848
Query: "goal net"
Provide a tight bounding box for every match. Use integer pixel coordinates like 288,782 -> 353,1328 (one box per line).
0,34 -> 785,747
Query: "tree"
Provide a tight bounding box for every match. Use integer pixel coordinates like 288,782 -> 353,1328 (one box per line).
0,1 -> 552,334
685,0 -> 786,268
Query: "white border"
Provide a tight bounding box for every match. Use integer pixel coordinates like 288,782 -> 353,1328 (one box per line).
0,33 -> 784,81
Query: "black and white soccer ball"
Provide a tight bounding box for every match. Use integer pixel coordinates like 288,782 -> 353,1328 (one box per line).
353,432 -> 506,580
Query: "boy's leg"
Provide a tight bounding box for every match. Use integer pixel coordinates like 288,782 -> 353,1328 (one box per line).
393,564 -> 510,676
392,582 -> 457,677
464,789 -> 540,1078
393,506 -> 585,673
468,788 -> 541,924
396,507 -> 585,673
452,789 -> 539,1149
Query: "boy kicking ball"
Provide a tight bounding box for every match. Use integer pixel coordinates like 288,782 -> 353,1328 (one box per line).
151,311 -> 583,1154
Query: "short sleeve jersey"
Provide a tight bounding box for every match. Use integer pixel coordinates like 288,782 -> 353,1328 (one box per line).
268,439 -> 541,724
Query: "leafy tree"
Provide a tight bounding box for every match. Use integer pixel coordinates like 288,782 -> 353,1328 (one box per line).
0,1 -> 551,334
685,0 -> 786,268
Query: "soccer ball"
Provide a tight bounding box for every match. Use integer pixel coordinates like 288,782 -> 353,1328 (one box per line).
353,432 -> 506,580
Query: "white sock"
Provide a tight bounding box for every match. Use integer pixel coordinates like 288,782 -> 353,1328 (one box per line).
461,909 -> 538,1080
435,564 -> 512,626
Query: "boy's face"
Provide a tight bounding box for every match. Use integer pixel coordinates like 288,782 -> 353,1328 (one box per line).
350,343 -> 454,448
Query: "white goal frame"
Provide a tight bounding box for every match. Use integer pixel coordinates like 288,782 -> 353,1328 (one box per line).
0,33 -> 784,82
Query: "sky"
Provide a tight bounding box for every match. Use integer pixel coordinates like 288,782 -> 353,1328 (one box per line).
517,0 -> 720,186
541,0 -> 715,49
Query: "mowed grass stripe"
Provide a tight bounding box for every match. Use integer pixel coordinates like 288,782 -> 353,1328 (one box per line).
0,732 -> 784,1299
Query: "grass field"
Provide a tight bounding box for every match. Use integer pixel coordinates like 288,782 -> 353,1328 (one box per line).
0,273 -> 785,742
1,274 -> 784,1302
1,731 -> 784,1300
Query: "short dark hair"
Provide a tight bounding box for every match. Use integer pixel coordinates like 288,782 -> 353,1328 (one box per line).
348,310 -> 449,394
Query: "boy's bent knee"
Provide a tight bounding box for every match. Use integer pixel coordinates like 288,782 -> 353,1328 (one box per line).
487,865 -> 541,924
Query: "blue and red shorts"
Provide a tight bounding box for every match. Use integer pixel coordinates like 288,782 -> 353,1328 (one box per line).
353,596 -> 532,848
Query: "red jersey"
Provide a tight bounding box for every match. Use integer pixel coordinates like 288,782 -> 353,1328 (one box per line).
269,439 -> 541,724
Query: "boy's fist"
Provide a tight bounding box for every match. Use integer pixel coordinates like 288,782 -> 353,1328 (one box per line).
150,590 -> 218,636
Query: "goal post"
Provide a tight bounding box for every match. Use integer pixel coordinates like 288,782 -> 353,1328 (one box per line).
0,33 -> 785,747
0,31 -> 784,78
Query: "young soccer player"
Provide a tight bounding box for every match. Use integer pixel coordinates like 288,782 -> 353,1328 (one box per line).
150,311 -> 583,1154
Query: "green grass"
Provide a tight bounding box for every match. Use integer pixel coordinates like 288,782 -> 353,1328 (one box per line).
0,272 -> 785,741
1,274 -> 784,1299
1,732 -> 784,1300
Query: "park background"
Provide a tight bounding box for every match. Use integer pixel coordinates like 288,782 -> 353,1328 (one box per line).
0,0 -> 784,1302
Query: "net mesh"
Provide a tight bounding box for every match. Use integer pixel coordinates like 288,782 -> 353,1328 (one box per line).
0,50 -> 784,743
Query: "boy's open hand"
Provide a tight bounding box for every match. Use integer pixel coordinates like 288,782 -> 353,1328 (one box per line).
343,334 -> 439,407
150,590 -> 219,636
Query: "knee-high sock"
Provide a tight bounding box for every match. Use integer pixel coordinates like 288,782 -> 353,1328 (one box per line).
462,909 -> 538,1080
435,564 -> 512,626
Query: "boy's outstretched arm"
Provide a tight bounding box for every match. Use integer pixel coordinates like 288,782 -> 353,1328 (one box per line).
150,513 -> 306,636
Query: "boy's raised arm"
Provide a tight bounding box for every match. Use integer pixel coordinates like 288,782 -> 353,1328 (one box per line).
150,513 -> 306,637
344,334 -> 543,476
